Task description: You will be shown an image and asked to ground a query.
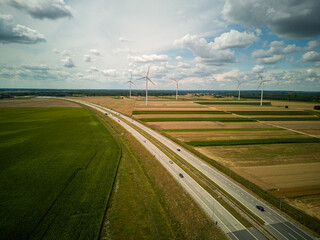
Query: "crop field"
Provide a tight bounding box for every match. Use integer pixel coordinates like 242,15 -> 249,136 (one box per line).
74,96 -> 135,115
0,103 -> 121,239
130,97 -> 320,220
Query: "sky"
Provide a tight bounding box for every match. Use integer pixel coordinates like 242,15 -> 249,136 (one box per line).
0,0 -> 320,91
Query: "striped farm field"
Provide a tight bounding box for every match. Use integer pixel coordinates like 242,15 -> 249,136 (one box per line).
186,137 -> 320,146
139,117 -> 256,122
132,110 -> 227,114
196,101 -> 272,105
163,128 -> 285,132
231,111 -> 312,115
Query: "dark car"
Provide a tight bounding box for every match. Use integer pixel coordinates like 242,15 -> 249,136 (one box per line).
256,205 -> 264,211
169,160 -> 173,164
105,113 -> 108,116
177,148 -> 181,151
179,173 -> 184,178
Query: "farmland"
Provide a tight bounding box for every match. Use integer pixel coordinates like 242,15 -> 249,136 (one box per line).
0,103 -> 121,239
127,97 -> 320,221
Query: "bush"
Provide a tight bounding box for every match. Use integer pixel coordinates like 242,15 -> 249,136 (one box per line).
314,105 -> 320,110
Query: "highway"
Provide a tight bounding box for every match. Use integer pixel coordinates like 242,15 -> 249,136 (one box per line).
65,98 -> 316,240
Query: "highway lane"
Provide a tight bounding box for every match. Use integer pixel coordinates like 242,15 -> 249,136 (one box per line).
65,98 -> 266,240
94,102 -> 316,240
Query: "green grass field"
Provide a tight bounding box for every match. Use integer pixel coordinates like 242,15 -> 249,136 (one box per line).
186,138 -> 320,146
231,111 -> 311,115
253,117 -> 320,121
196,102 -> 271,105
132,110 -> 227,114
163,128 -> 285,132
0,107 -> 121,240
140,118 -> 256,122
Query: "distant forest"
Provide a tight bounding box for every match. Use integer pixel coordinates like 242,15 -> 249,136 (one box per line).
1,89 -> 320,102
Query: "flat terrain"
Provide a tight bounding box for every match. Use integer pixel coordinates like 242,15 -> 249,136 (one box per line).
0,98 -> 80,107
131,97 -> 320,220
0,101 -> 121,239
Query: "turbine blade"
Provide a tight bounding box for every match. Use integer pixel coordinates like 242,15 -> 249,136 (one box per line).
130,73 -> 132,81
146,65 -> 150,77
131,81 -> 136,86
136,77 -> 146,80
147,77 -> 156,85
258,73 -> 263,81
124,81 -> 130,84
257,81 -> 262,90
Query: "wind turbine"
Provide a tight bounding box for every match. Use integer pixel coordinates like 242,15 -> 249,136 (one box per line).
124,73 -> 135,99
235,79 -> 244,100
136,66 -> 155,105
257,73 -> 271,106
172,79 -> 182,100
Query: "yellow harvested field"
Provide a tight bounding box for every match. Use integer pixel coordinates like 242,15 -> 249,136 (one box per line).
74,96 -> 135,115
149,121 -> 270,130
286,193 -> 320,220
196,143 -> 320,167
134,100 -> 202,108
170,130 -> 305,141
134,114 -> 235,119
134,107 -> 212,111
214,106 -> 281,111
232,162 -> 320,190
0,98 -> 80,107
265,121 -> 320,130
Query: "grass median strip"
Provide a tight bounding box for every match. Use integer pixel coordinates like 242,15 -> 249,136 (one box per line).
140,118 -> 256,122
163,128 -> 285,132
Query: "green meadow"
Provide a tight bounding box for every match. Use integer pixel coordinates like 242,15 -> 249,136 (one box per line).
0,107 -> 121,240
140,117 -> 256,122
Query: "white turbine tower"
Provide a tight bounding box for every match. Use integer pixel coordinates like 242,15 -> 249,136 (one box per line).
235,79 -> 244,100
258,73 -> 271,106
124,73 -> 135,99
172,79 -> 181,100
136,66 -> 155,105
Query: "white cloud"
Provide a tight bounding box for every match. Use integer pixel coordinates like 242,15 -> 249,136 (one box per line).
212,29 -> 259,49
87,66 -> 99,73
257,55 -> 284,64
300,51 -> 320,62
90,49 -> 102,56
8,0 -> 73,20
176,56 -> 183,60
83,55 -> 91,62
61,50 -> 71,56
252,65 -> 265,73
101,69 -> 116,76
128,54 -> 170,63
61,57 -> 75,68
119,37 -> 134,43
213,69 -> 239,82
304,41 -> 319,51
0,14 -> 46,44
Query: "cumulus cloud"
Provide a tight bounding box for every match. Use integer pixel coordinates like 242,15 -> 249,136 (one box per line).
300,51 -> 320,62
90,49 -> 102,56
305,41 -> 319,51
222,0 -> 320,38
83,54 -> 91,62
176,56 -> 183,60
101,69 -> 116,76
0,14 -> 46,44
252,65 -> 265,73
128,54 -> 170,63
119,37 -> 134,43
61,57 -> 75,68
87,66 -> 99,73
174,34 -> 236,65
212,29 -> 259,49
8,0 -> 73,20
22,64 -> 50,71
257,55 -> 284,65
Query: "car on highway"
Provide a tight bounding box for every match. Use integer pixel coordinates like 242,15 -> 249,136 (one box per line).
256,205 -> 264,211
169,160 -> 173,164
105,113 -> 108,116
179,173 -> 184,178
177,148 -> 181,151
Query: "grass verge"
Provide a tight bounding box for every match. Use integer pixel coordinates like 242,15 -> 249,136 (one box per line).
186,138 -> 320,146
94,110 -> 228,240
